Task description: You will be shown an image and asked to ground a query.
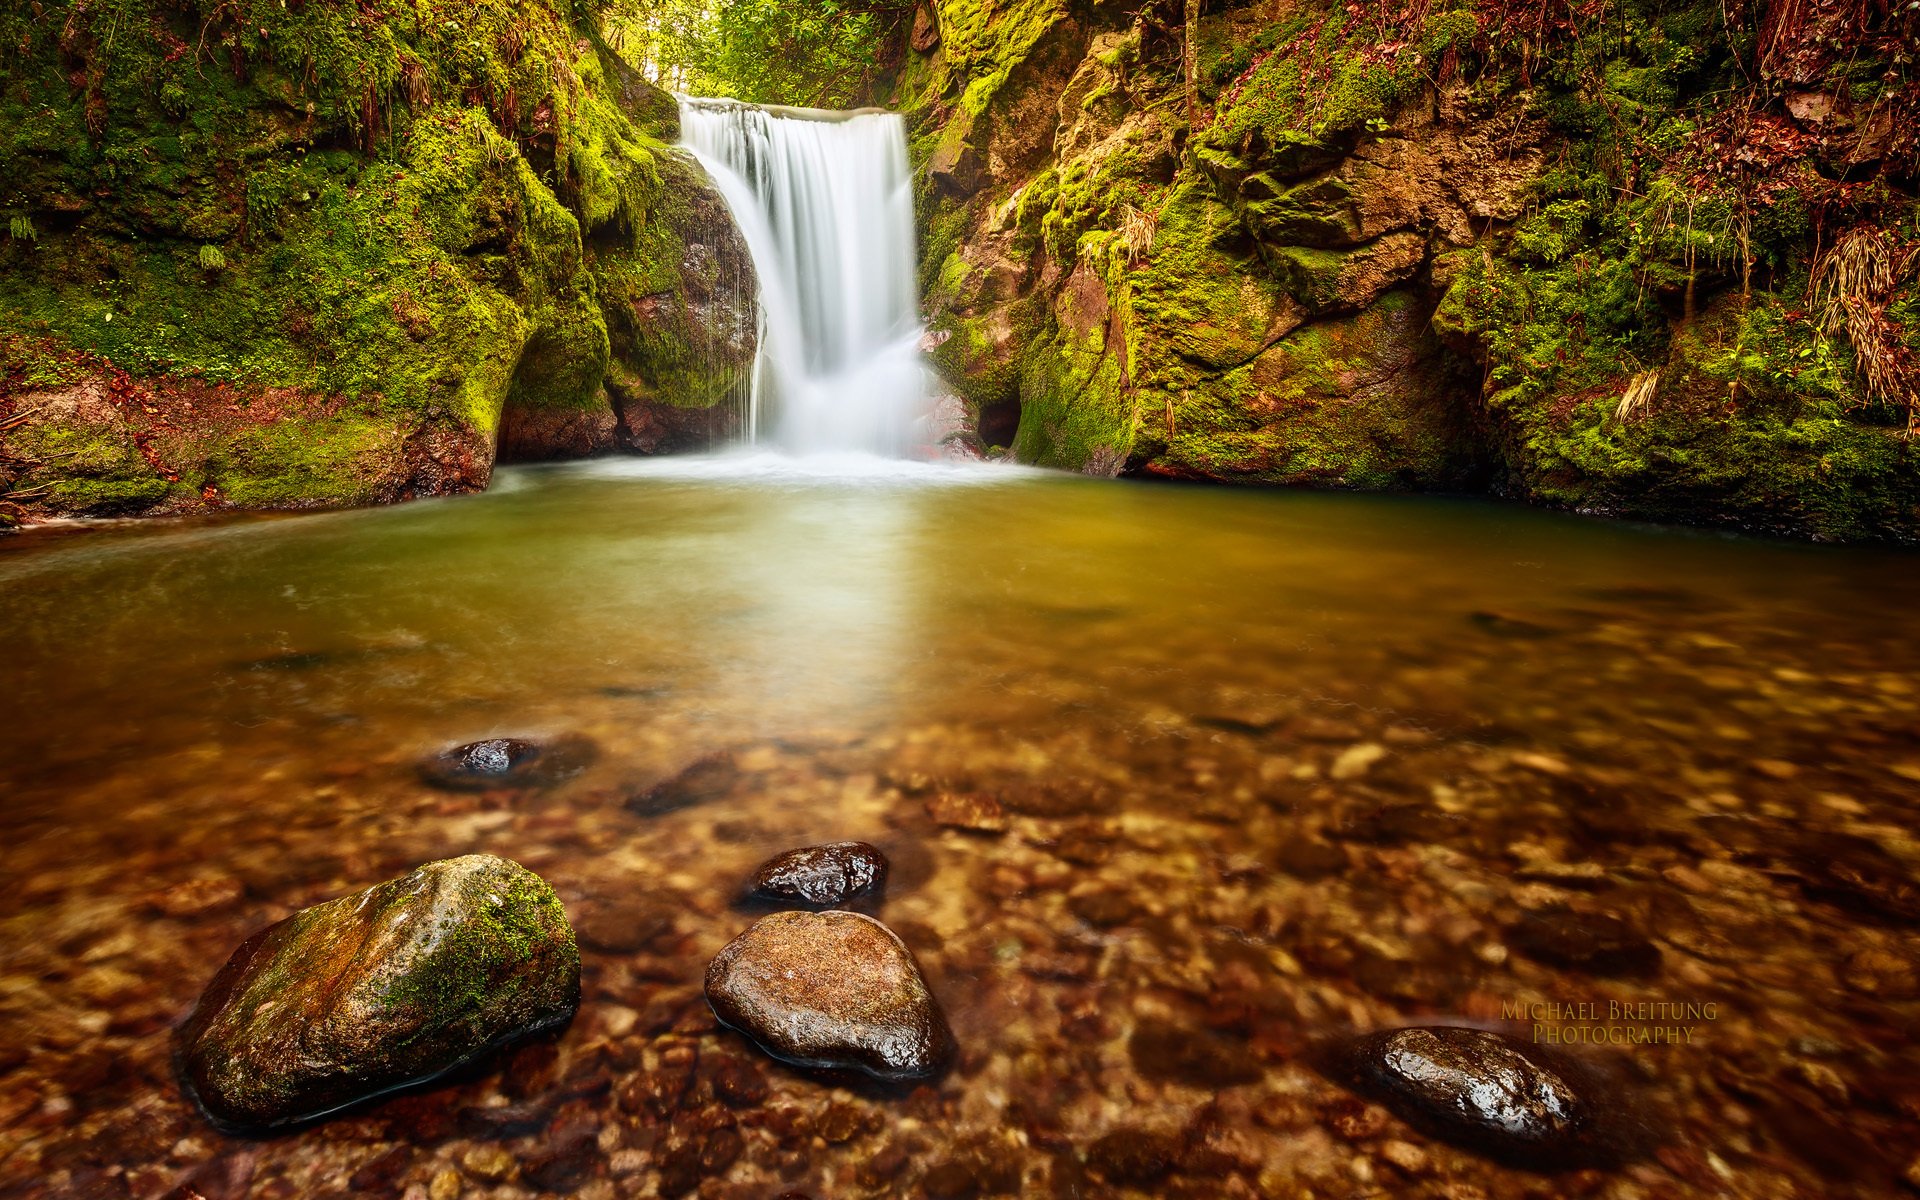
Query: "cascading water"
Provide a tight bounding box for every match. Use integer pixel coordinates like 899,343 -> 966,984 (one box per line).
678,97 -> 928,456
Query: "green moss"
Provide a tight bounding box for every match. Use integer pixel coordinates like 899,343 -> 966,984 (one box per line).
208,416 -> 399,509
8,420 -> 173,514
379,858 -> 576,1022
919,0 -> 1068,119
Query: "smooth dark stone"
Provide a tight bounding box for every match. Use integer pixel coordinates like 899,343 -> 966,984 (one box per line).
1507,909 -> 1661,977
1086,1127 -> 1181,1184
1273,837 -> 1348,879
748,841 -> 888,907
1331,803 -> 1470,846
523,1130 -> 603,1193
1343,1026 -> 1593,1166
628,752 -> 741,815
1127,1020 -> 1263,1088
1469,610 -> 1559,639
419,736 -> 596,792
705,910 -> 954,1081
1791,837 -> 1920,926
1068,889 -> 1140,928
176,855 -> 580,1131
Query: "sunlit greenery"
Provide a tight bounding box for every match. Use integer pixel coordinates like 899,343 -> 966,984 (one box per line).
606,0 -> 909,107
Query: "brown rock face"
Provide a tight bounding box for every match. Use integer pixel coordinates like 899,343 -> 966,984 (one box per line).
705,911 -> 954,1080
748,842 -> 889,907
176,855 -> 580,1131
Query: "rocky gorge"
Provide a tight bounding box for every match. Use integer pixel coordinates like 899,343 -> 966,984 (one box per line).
0,0 -> 1916,540
906,0 -> 1920,540
0,0 -> 757,526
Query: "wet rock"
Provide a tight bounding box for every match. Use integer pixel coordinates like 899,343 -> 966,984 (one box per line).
1792,838 -> 1920,926
1343,1026 -> 1594,1166
1273,837 -> 1348,880
419,736 -> 596,791
748,841 -> 889,907
1506,909 -> 1661,977
1128,1020 -> 1263,1088
998,781 -> 1115,817
1841,947 -> 1920,999
1067,888 -> 1141,928
628,752 -> 741,816
926,790 -> 1008,833
1469,610 -> 1559,639
575,896 -> 675,954
706,1054 -> 769,1107
704,910 -> 955,1081
147,876 -> 246,918
1086,1127 -> 1181,1185
523,1129 -> 603,1193
176,855 -> 580,1131
1332,802 -> 1469,845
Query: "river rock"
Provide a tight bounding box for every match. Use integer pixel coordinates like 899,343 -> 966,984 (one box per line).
628,751 -> 741,816
176,854 -> 580,1130
704,910 -> 954,1080
1343,1026 -> 1592,1165
1506,909 -> 1660,977
748,841 -> 888,907
419,736 -> 596,791
925,790 -> 1007,833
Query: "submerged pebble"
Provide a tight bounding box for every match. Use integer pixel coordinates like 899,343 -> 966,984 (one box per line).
705,910 -> 954,1081
925,790 -> 1007,833
748,841 -> 889,907
419,736 -> 595,791
629,752 -> 742,815
1506,909 -> 1661,977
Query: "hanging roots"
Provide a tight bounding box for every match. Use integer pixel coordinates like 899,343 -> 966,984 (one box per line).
1615,368 -> 1661,423
1119,203 -> 1157,266
1811,227 -> 1920,434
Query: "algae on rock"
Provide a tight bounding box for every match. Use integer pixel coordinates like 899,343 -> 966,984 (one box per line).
0,0 -> 756,521
904,0 -> 1920,540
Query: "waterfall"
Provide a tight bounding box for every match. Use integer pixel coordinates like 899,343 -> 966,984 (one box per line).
678,97 -> 928,456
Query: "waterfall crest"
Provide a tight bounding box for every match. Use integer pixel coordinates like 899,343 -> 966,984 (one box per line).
678,97 -> 928,456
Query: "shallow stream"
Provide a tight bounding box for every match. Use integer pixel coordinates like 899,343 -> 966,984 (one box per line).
2,455 -> 1918,1198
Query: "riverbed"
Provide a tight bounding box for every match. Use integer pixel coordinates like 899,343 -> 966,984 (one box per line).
2,455 -> 1917,1198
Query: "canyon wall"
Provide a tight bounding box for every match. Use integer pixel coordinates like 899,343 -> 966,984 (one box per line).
0,0 -> 754,525
906,0 -> 1920,540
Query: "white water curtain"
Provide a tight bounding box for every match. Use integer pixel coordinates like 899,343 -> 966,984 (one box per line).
679,98 -> 928,456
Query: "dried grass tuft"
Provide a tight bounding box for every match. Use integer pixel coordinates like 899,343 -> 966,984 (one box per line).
1811,227 -> 1920,434
1615,368 -> 1660,422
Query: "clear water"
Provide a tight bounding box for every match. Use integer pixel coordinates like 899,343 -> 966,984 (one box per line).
2,459 -> 1918,1198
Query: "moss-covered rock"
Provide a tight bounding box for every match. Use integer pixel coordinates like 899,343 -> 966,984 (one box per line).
902,0 -> 1920,539
176,854 -> 579,1132
0,0 -> 755,521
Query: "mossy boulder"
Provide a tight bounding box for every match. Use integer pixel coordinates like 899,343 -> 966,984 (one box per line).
176,854 -> 579,1132
0,0 -> 755,522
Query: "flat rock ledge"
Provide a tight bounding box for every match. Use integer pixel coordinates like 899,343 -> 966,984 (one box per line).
705,910 -> 954,1081
176,854 -> 580,1131
748,841 -> 889,907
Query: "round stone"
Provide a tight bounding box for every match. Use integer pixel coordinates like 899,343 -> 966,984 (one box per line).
704,910 -> 954,1081
1345,1026 -> 1593,1164
748,841 -> 889,907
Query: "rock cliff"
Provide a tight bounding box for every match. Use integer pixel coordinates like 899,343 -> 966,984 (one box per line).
0,0 -> 754,522
906,0 -> 1920,540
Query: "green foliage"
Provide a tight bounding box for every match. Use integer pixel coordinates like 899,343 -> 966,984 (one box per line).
607,0 -> 907,107
6,216 -> 33,243
197,244 -> 226,271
